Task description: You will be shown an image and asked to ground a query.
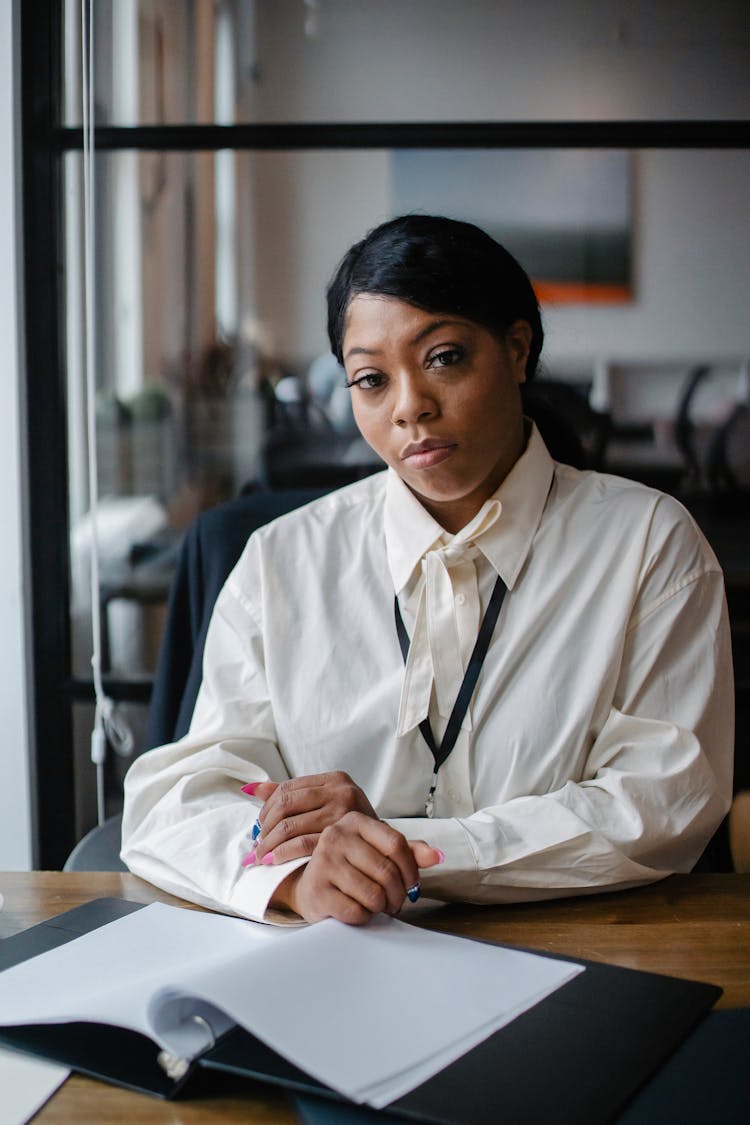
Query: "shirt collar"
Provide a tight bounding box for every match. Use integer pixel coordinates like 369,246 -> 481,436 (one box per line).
385,422 -> 555,594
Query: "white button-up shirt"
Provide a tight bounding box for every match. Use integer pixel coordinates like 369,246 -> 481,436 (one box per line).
122,427 -> 734,922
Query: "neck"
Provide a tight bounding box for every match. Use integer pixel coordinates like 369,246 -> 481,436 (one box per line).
414,421 -> 528,535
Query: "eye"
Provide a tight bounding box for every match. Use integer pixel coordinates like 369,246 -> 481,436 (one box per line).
345,371 -> 386,392
427,346 -> 464,369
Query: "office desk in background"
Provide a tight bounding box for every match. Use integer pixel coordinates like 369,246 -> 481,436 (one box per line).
1,872 -> 748,1124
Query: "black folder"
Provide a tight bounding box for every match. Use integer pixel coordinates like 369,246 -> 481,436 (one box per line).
0,897 -> 722,1125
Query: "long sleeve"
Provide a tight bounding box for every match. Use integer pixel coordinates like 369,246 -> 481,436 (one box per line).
122,566 -> 308,924
388,564 -> 733,905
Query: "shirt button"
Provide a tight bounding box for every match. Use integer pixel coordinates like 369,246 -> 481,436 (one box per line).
455,593 -> 466,605
448,789 -> 460,801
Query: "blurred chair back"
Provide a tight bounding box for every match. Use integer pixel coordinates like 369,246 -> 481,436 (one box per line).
147,487 -> 329,750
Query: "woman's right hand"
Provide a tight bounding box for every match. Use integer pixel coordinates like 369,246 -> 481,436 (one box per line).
269,811 -> 443,925
243,771 -> 379,866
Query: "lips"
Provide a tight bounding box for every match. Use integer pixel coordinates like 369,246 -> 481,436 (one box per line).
400,439 -> 457,470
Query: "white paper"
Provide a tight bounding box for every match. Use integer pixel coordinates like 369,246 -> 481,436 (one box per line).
0,903 -> 582,1107
0,904 -> 288,1040
177,911 -> 582,1106
0,1047 -> 68,1124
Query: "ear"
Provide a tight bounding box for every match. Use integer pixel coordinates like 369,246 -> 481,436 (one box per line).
504,320 -> 533,384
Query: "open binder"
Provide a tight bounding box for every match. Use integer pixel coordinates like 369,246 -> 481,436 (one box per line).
0,897 -> 721,1125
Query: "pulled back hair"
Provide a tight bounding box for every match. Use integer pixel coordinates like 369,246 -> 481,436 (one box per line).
326,214 -> 543,379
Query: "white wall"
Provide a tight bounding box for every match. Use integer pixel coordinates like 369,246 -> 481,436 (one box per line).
242,3 -> 750,372
0,0 -> 33,869
249,0 -> 750,123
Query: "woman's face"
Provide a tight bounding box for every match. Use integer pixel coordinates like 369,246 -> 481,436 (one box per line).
342,293 -> 531,533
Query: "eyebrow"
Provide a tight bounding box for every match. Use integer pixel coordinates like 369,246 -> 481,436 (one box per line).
344,318 -> 468,362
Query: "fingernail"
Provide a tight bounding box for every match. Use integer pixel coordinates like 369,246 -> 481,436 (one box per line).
261,852 -> 275,866
406,883 -> 421,903
241,782 -> 260,796
252,819 -> 261,840
241,850 -> 257,867
435,848 -> 446,865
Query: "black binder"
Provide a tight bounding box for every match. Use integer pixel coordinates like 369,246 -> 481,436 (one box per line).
0,897 -> 722,1125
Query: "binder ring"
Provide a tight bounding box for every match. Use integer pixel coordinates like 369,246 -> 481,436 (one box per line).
156,1013 -> 217,1079
191,1013 -> 216,1049
157,1050 -> 191,1081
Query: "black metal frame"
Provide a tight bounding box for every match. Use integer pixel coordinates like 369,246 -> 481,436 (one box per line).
54,119 -> 750,151
20,0 -> 750,866
21,0 -> 72,868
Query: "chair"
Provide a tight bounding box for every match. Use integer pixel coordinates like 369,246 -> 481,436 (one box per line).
729,791 -> 750,873
672,364 -> 712,488
705,402 -> 750,495
63,812 -> 129,872
64,487 -> 328,871
146,486 -> 328,750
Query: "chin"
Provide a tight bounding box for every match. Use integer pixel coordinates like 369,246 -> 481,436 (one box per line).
407,471 -> 486,503
409,481 -> 482,509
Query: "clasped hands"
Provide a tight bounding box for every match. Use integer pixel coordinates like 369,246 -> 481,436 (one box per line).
240,772 -> 443,925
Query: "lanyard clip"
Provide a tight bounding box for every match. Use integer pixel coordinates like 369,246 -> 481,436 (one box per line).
425,771 -> 438,818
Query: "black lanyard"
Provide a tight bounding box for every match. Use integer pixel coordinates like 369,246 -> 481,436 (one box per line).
394,574 -> 507,816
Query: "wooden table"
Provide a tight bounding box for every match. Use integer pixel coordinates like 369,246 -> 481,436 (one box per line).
1,871 -> 749,1123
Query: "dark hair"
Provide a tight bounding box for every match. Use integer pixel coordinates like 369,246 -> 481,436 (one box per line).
326,214 -> 543,379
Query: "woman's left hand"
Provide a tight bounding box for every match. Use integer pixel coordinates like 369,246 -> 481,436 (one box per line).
242,771 -> 379,865
268,813 -> 443,924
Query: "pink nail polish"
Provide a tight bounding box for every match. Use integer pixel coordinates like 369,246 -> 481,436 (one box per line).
241,850 -> 257,867
260,852 -> 275,866
241,782 -> 260,796
435,848 -> 446,864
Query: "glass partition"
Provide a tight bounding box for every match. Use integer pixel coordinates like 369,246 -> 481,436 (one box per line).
64,145 -> 749,707
62,1 -> 750,127
56,4 -> 750,835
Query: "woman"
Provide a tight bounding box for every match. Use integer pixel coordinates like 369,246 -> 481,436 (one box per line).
122,215 -> 733,925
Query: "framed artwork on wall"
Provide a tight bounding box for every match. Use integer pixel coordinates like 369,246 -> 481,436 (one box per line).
391,148 -> 632,304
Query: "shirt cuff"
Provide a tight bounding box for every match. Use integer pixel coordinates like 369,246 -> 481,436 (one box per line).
228,855 -> 310,925
384,815 -> 477,887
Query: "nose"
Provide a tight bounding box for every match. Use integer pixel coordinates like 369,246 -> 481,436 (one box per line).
391,373 -> 438,427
